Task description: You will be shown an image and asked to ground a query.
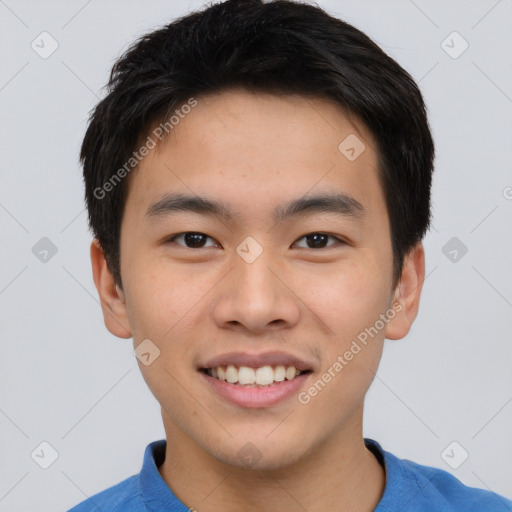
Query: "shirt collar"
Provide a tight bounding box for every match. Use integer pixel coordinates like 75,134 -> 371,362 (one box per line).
138,439 -> 190,511
365,437 -> 433,511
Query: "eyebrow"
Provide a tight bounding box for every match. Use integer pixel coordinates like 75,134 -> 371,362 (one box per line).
145,192 -> 365,224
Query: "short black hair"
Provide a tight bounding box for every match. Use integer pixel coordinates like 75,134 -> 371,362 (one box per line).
81,0 -> 435,290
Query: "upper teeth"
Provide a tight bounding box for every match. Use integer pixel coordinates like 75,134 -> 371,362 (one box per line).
207,365 -> 303,386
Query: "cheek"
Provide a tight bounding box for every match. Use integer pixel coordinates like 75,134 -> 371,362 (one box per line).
124,259 -> 214,395
304,256 -> 391,401
124,265 -> 199,412
299,269 -> 388,418
308,256 -> 391,338
123,255 -> 196,338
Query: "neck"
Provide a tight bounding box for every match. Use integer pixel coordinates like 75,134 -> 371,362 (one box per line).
158,408 -> 385,512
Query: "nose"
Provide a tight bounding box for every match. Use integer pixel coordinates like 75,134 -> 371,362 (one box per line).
210,244 -> 301,335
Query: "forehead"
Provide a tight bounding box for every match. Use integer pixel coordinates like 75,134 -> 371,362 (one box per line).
152,88 -> 377,160
124,89 -> 384,223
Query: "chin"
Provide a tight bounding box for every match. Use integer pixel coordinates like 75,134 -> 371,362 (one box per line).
206,430 -> 315,472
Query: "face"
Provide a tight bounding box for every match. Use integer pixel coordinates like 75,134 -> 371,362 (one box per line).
92,89 -> 423,470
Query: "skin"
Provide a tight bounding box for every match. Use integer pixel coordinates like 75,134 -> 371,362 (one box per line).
91,88 -> 425,512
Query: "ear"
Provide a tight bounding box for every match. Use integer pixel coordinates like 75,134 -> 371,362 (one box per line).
90,239 -> 132,339
385,242 -> 425,340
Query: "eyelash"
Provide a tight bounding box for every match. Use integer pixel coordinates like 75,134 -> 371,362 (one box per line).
165,232 -> 347,250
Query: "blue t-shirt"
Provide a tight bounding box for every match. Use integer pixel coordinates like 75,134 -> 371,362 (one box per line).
67,438 -> 512,511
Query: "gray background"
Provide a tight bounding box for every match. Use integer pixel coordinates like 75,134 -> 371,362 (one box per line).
0,0 -> 511,510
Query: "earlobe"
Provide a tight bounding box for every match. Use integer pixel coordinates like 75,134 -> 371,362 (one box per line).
90,239 -> 132,339
384,242 -> 425,341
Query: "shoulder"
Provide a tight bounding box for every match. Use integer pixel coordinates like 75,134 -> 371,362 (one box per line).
66,439 -> 174,512
66,474 -> 142,512
366,439 -> 512,512
400,456 -> 511,511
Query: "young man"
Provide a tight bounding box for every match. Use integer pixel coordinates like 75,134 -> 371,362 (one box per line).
68,0 -> 512,510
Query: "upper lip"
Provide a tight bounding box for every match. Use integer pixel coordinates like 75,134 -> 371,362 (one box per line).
200,351 -> 315,372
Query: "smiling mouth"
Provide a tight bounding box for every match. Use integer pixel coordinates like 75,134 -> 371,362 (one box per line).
200,365 -> 312,387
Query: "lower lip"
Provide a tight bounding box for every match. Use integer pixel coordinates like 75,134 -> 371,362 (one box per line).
199,371 -> 311,408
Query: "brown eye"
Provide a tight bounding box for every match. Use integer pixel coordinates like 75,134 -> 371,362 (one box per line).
293,233 -> 344,249
167,232 -> 218,248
